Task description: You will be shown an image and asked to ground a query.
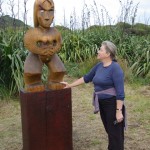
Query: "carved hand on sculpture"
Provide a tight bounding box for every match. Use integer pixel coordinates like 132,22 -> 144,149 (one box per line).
24,28 -> 62,57
37,34 -> 62,63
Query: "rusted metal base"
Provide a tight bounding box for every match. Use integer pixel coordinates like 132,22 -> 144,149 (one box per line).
20,88 -> 73,150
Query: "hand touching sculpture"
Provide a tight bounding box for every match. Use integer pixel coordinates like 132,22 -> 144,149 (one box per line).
24,0 -> 66,92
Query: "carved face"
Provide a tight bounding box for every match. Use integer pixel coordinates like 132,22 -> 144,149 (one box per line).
37,0 -> 54,28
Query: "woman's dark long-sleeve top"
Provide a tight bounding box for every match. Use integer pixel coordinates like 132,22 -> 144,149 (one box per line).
83,61 -> 125,101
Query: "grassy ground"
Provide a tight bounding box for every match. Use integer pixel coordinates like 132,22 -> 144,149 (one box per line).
0,76 -> 150,150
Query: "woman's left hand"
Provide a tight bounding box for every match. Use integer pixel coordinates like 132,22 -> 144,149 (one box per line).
116,111 -> 124,123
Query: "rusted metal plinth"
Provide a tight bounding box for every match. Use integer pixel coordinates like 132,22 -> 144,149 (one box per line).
20,88 -> 72,150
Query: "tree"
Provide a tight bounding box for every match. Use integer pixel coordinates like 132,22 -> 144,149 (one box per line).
8,0 -> 16,28
23,0 -> 28,30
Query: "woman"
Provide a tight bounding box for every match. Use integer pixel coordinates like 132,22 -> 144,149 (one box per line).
63,41 -> 125,150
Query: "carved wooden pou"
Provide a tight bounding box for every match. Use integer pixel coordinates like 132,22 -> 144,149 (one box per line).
24,0 -> 66,92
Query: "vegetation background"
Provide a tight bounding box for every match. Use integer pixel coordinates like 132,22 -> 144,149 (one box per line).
0,0 -> 149,149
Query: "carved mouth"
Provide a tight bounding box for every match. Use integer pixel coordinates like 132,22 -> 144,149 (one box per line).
45,19 -> 49,21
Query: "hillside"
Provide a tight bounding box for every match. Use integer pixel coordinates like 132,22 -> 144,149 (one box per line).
0,15 -> 26,28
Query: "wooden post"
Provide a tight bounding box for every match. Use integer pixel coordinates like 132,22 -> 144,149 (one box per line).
20,88 -> 73,150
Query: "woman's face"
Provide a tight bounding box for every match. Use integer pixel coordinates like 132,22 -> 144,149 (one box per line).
97,44 -> 110,60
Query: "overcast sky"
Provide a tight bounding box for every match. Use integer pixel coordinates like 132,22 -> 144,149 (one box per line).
2,0 -> 150,27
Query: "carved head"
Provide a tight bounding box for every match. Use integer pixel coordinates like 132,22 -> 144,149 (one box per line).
34,0 -> 54,28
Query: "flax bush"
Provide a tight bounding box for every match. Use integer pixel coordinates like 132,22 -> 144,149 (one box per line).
0,29 -> 27,96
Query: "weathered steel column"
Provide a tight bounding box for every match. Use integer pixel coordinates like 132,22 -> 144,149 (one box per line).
20,88 -> 72,150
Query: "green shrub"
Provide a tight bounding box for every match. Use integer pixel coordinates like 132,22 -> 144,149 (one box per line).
0,29 -> 27,95
65,57 -> 98,78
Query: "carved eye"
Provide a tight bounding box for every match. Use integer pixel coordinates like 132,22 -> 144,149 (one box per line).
49,9 -> 54,12
40,10 -> 44,13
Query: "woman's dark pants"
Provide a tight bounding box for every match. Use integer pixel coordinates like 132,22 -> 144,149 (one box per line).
99,97 -> 124,150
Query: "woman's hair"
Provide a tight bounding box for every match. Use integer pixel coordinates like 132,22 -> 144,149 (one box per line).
102,41 -> 117,61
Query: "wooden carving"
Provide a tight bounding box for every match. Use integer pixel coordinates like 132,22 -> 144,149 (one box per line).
24,0 -> 66,92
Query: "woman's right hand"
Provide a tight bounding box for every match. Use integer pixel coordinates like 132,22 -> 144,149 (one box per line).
61,77 -> 84,89
61,82 -> 70,88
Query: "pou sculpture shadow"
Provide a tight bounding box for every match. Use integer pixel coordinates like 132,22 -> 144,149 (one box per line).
24,0 -> 66,92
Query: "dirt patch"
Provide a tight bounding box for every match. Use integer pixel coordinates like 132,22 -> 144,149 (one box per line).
139,86 -> 150,97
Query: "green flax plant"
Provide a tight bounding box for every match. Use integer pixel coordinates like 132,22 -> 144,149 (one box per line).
57,0 -> 150,78
117,34 -> 150,77
0,30 -> 27,96
59,30 -> 97,63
